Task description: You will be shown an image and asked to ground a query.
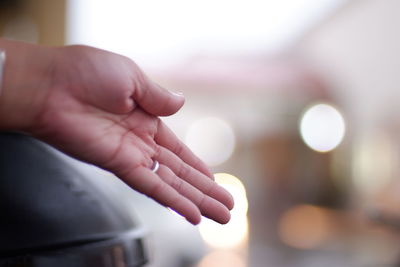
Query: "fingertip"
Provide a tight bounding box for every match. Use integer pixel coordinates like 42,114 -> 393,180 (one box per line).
171,91 -> 185,99
189,215 -> 202,225
135,77 -> 185,116
212,184 -> 235,211
220,211 -> 231,225
227,193 -> 235,211
204,168 -> 215,180
158,91 -> 185,116
200,197 -> 232,225
214,208 -> 231,225
173,92 -> 185,108
187,211 -> 202,225
169,204 -> 201,225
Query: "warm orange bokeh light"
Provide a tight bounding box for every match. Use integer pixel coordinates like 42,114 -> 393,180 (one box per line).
197,251 -> 246,267
278,204 -> 333,249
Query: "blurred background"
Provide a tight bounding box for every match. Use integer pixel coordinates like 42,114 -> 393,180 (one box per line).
2,0 -> 400,266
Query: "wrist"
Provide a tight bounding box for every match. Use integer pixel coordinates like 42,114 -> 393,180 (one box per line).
0,50 -> 5,96
0,39 -> 56,132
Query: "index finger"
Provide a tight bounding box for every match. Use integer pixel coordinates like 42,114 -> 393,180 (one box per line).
154,120 -> 214,180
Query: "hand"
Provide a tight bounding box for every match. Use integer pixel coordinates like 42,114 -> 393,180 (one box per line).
0,42 -> 233,224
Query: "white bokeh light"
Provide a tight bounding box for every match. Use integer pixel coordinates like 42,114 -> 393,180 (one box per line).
198,173 -> 248,249
185,117 -> 235,166
299,103 -> 345,152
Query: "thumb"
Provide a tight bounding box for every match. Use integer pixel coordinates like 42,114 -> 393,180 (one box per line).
133,75 -> 185,116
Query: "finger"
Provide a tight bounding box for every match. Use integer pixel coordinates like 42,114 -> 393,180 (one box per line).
156,146 -> 234,210
132,68 -> 185,116
121,165 -> 201,225
157,164 -> 231,224
155,120 -> 214,179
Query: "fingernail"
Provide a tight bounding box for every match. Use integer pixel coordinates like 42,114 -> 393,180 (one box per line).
171,91 -> 184,97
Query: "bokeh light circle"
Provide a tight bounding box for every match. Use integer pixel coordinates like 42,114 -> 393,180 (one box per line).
198,173 -> 248,249
299,103 -> 345,152
185,117 -> 235,166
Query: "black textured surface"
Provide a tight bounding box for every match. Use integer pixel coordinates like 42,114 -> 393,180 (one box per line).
0,133 -> 147,266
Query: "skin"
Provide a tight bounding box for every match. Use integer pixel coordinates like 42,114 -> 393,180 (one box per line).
0,39 -> 234,225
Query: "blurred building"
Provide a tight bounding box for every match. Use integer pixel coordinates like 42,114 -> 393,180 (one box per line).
2,0 -> 400,266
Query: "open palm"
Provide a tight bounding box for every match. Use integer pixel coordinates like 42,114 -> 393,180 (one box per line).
31,45 -> 233,225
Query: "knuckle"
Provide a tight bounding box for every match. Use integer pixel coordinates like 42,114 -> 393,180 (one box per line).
172,178 -> 184,193
172,142 -> 185,157
153,143 -> 162,157
197,194 -> 208,210
177,163 -> 191,179
132,70 -> 147,101
205,181 -> 217,196
150,181 -> 165,197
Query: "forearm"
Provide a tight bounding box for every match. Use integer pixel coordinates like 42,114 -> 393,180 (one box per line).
0,39 -> 55,131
